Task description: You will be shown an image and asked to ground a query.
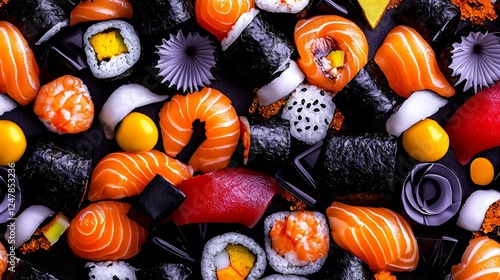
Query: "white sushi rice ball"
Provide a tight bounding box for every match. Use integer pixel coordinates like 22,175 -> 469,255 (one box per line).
221,8 -> 259,51
264,211 -> 329,275
260,274 -> 309,280
201,232 -> 267,280
86,261 -> 137,280
84,20 -> 141,79
281,84 -> 336,145
255,0 -> 309,14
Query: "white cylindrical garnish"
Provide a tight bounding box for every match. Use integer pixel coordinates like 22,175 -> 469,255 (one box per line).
256,61 -> 305,106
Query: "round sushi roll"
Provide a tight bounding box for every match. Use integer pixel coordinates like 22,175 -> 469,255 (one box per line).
280,84 -> 336,145
255,0 -> 309,14
264,211 -> 329,275
201,232 -> 267,280
83,19 -> 141,79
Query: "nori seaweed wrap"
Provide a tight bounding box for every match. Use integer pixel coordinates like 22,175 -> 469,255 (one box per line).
316,133 -> 398,207
318,246 -> 373,280
0,0 -> 68,46
333,60 -> 404,132
393,0 -> 461,48
22,142 -> 92,216
2,258 -> 58,280
247,116 -> 291,172
223,10 -> 295,88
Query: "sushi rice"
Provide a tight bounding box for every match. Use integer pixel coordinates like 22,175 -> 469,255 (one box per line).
255,0 -> 309,14
201,232 -> 267,280
86,261 -> 137,280
84,20 -> 141,79
221,8 -> 259,51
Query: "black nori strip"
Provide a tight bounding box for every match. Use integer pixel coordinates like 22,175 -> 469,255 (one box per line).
316,133 -> 398,207
334,60 -> 404,132
22,142 -> 92,217
313,0 -> 358,16
224,11 -> 294,88
0,0 -> 67,46
2,258 -> 58,280
247,117 -> 291,172
393,0 -> 460,48
318,246 -> 373,280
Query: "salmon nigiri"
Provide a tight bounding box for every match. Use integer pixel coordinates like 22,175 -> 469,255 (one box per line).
88,150 -> 194,201
70,0 -> 133,26
326,201 -> 419,272
0,21 -> 40,105
159,87 -> 240,173
294,15 -> 369,93
451,236 -> 500,279
67,201 -> 148,261
374,25 -> 455,98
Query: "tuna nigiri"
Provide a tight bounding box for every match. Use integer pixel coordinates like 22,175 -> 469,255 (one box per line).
88,150 -> 194,201
451,236 -> 500,279
374,25 -> 455,98
294,15 -> 369,93
67,201 -> 148,261
169,167 -> 282,228
327,201 -> 419,272
196,0 -> 254,41
70,0 -> 133,26
0,20 -> 40,105
445,81 -> 500,165
159,87 -> 240,173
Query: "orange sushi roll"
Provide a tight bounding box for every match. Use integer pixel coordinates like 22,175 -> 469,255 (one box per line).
67,201 -> 148,261
374,25 -> 455,98
33,75 -> 94,134
70,0 -> 133,26
294,15 -> 368,93
451,236 -> 500,280
0,20 -> 40,105
326,201 -> 419,272
196,0 -> 254,41
159,87 -> 240,173
88,150 -> 194,201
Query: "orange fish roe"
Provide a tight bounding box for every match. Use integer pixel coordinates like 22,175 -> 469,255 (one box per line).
451,0 -> 497,24
282,190 -> 307,211
387,0 -> 402,9
374,270 -> 397,280
249,96 -> 287,119
479,200 -> 500,235
330,109 -> 345,131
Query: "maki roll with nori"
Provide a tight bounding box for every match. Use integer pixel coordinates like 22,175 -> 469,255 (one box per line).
333,60 -> 404,132
316,133 -> 398,207
394,0 -> 461,48
221,9 -> 295,89
318,246 -> 373,280
22,142 -> 92,216
0,0 -> 68,46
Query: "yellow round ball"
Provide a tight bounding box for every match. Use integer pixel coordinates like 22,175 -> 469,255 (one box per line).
470,157 -> 494,186
0,120 -> 27,166
402,118 -> 449,162
116,112 -> 158,153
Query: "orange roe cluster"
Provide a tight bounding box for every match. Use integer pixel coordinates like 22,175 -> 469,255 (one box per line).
249,96 -> 287,119
451,0 -> 497,25
330,109 -> 344,131
374,270 -> 397,280
479,200 -> 500,235
387,0 -> 402,9
282,190 -> 307,211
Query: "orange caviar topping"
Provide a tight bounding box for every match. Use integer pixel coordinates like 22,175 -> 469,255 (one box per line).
330,109 -> 345,131
282,190 -> 307,211
249,96 -> 287,119
451,0 -> 497,25
374,270 -> 397,280
479,200 -> 500,235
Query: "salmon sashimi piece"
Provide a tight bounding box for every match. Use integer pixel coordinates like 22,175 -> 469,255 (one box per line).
170,167 -> 282,228
374,25 -> 455,98
196,0 -> 254,41
0,242 -> 6,278
33,75 -> 94,134
88,150 -> 194,201
451,236 -> 500,280
294,15 -> 369,93
326,201 -> 419,272
70,0 -> 133,26
0,21 -> 40,105
67,201 -> 148,261
268,211 -> 329,266
159,87 -> 240,173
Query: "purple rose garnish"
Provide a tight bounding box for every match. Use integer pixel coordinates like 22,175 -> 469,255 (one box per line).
402,163 -> 461,226
0,166 -> 22,224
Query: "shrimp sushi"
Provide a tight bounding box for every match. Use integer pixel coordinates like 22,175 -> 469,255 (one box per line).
196,0 -> 254,41
451,236 -> 500,279
88,150 -> 194,201
294,15 -> 368,93
33,75 -> 94,134
0,20 -> 40,105
67,201 -> 148,261
264,211 -> 329,275
159,87 -> 240,173
374,25 -> 455,98
70,0 -> 133,26
326,202 -> 419,272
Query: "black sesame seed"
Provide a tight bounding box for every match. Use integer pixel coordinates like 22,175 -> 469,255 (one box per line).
294,121 -> 299,125
305,126 -> 311,130
324,118 -> 329,124
298,115 -> 302,120
301,99 -> 305,105
320,90 -> 325,96
293,101 -> 297,105
306,103 -> 311,108
320,104 -> 326,108
313,108 -> 320,112
297,128 -> 303,132
288,106 -> 293,110
301,88 -> 307,92
313,100 -> 319,105
298,108 -> 303,113
305,117 -> 310,122
314,125 -> 318,131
